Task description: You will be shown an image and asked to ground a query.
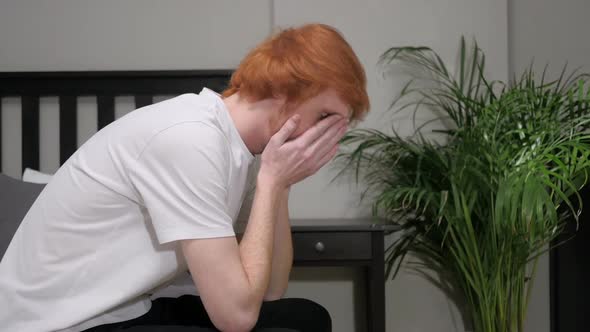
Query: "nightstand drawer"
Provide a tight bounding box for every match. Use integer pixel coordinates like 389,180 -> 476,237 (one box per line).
292,232 -> 372,261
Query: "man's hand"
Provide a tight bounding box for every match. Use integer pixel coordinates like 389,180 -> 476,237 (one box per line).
181,114 -> 347,331
259,114 -> 348,189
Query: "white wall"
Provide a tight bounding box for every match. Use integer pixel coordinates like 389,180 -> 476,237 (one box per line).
508,1 -> 590,332
0,0 -> 270,70
0,1 -> 529,331
509,0 -> 590,76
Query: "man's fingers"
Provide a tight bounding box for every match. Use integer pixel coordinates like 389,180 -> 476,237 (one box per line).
309,121 -> 348,157
307,124 -> 346,174
299,115 -> 345,145
312,143 -> 340,174
271,115 -> 301,145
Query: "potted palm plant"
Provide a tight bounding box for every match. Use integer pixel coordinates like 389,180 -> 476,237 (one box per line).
337,38 -> 590,332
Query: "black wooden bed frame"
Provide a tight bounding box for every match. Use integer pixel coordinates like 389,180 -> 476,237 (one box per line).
0,70 -> 232,174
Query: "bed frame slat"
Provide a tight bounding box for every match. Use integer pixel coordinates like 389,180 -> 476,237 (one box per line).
22,96 -> 40,172
134,95 -> 153,109
0,98 -> 3,172
59,96 -> 77,164
97,96 -> 115,130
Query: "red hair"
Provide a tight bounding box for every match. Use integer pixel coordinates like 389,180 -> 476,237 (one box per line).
222,23 -> 370,120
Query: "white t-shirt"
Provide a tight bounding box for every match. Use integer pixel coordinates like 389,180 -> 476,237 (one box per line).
0,88 -> 254,332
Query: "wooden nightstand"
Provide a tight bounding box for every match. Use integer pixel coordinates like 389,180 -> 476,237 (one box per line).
291,219 -> 398,332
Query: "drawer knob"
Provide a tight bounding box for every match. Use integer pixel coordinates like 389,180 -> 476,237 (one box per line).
314,241 -> 325,253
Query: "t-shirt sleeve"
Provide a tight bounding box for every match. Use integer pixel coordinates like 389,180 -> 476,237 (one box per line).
128,122 -> 234,244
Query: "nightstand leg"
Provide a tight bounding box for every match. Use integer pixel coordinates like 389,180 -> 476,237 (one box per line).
366,232 -> 386,332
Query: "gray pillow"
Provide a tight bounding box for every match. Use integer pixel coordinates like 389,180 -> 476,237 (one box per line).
0,173 -> 44,259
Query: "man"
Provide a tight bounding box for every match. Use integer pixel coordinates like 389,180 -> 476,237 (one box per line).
0,23 -> 369,332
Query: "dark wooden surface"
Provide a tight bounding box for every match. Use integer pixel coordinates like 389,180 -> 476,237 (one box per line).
0,70 -> 233,96
291,218 -> 399,232
21,96 -> 40,171
59,95 -> 77,164
0,98 -> 2,163
97,95 -> 115,130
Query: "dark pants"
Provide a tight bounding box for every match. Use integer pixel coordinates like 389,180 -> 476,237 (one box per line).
84,295 -> 331,332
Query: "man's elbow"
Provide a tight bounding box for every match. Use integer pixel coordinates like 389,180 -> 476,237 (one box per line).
263,287 -> 286,301
212,308 -> 258,332
263,279 -> 289,301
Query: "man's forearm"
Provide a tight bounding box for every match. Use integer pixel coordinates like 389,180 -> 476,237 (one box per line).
264,188 -> 293,300
238,176 -> 282,306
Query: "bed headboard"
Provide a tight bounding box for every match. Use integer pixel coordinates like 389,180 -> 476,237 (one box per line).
0,70 -> 232,175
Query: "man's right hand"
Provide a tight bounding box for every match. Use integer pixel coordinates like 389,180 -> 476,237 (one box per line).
258,114 -> 348,189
